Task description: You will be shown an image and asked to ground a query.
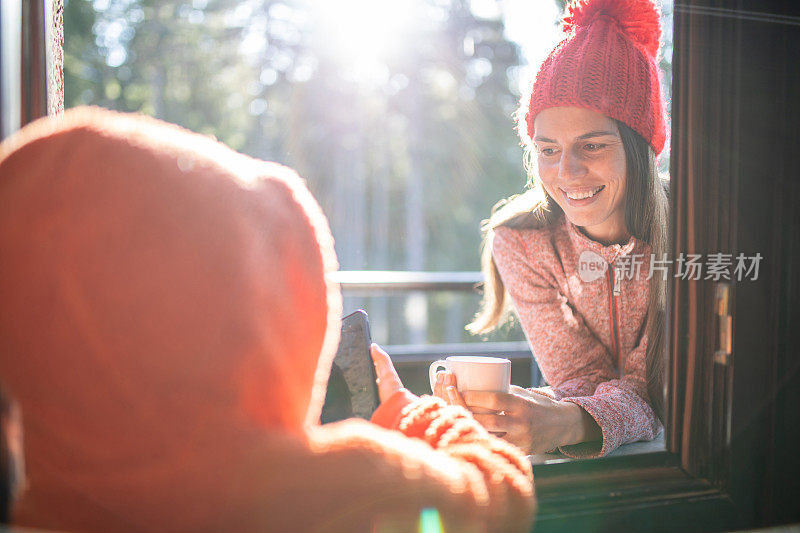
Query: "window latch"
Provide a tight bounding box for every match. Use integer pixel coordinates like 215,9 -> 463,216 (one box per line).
713,282 -> 732,365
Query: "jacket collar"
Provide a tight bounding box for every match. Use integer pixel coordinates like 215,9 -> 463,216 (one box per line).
563,214 -> 640,264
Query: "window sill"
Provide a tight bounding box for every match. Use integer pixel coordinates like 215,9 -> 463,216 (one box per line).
530,442 -> 735,532
530,430 -> 666,465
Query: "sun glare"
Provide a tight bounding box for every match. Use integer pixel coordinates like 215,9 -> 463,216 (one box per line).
313,0 -> 414,86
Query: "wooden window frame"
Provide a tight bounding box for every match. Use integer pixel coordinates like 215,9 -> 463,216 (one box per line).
1,0 -> 56,140
533,2 -> 800,531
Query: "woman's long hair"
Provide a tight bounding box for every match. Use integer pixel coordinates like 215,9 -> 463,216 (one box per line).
467,120 -> 669,420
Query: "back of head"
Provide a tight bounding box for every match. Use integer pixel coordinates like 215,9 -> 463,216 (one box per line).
0,107 -> 341,528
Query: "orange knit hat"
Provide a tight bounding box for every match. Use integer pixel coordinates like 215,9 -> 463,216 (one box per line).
0,106 -> 342,441
522,0 -> 667,154
0,106 -> 347,529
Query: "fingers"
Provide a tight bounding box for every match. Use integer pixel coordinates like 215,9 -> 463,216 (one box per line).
445,385 -> 467,409
433,371 -> 445,400
369,343 -> 396,380
370,344 -> 404,402
460,390 -> 517,412
472,413 -> 509,433
472,412 -> 530,433
432,372 -> 470,411
472,412 -> 532,451
433,371 -> 457,401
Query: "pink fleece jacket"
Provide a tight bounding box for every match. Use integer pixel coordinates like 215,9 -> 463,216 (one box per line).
492,213 -> 662,457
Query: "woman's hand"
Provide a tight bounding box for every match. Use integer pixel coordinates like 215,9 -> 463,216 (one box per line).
432,371 -> 458,402
441,382 -> 601,454
370,343 -> 415,403
431,371 -> 468,408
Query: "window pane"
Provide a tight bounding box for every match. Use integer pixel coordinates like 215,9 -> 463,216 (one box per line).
63,0 -> 672,345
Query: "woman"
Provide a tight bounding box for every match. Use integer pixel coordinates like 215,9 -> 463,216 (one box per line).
0,107 -> 534,531
436,0 -> 669,458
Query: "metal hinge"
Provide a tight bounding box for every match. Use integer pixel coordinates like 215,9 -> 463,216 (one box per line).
714,282 -> 732,365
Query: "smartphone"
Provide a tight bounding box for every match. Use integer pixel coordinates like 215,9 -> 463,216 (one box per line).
320,310 -> 380,424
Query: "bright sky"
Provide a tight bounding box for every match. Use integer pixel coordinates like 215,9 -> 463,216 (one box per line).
310,0 -> 564,92
497,0 -> 562,93
92,0 -> 565,93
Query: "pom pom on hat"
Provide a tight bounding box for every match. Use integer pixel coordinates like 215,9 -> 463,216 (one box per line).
562,0 -> 662,58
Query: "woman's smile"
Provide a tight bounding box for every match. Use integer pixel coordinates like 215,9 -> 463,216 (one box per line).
560,184 -> 606,205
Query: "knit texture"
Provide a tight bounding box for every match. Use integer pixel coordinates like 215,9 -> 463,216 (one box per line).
522,0 -> 667,154
491,214 -> 661,457
0,107 -> 534,531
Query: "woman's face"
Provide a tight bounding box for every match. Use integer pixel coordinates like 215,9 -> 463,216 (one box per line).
532,106 -> 628,245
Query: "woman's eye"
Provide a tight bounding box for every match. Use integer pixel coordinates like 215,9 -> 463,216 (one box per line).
584,143 -> 606,151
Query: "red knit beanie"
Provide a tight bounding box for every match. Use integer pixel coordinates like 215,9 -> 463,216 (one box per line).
522,0 -> 667,155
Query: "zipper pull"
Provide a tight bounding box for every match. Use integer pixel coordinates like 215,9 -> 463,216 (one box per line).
612,263 -> 622,296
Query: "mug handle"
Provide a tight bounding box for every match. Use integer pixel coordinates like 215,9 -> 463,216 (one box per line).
429,360 -> 448,393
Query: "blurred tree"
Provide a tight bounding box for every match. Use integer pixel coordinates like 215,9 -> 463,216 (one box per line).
259,0 -> 526,342
63,0 -> 111,108
62,0 -> 671,344
65,0 -> 264,151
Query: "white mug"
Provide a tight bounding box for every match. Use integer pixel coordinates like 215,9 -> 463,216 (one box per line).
428,356 -> 511,394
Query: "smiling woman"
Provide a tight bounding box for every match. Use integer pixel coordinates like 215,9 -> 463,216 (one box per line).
457,0 -> 670,458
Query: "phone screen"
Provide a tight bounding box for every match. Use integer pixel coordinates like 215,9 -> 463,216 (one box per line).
320,310 -> 379,423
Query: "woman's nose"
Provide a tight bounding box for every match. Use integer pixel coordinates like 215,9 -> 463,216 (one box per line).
558,151 -> 586,181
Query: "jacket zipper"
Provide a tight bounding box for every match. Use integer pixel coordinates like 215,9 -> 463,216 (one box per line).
607,263 -> 622,372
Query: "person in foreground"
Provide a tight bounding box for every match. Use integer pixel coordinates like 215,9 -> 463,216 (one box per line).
0,106 -> 534,531
436,0 -> 669,458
